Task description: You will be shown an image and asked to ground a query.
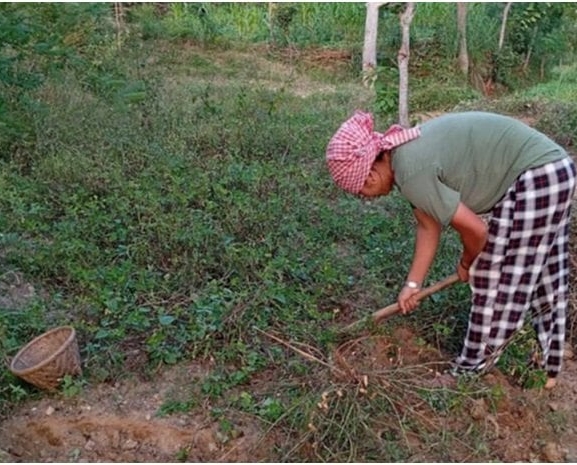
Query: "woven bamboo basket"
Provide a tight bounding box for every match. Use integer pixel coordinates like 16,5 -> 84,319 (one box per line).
9,326 -> 82,391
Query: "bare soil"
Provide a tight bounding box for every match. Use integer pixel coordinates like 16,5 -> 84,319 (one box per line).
2,322 -> 577,462
0,361 -> 281,463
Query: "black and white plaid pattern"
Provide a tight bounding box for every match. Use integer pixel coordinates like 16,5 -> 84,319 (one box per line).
455,156 -> 576,377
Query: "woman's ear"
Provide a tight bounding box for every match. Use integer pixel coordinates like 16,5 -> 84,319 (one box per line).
359,168 -> 378,195
364,169 -> 377,187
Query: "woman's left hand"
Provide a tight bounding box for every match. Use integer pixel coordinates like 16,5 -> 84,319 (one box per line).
457,259 -> 470,282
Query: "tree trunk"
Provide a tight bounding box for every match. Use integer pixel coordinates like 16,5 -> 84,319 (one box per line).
268,2 -> 275,45
114,2 -> 125,48
456,3 -> 469,76
362,2 -> 387,88
498,2 -> 512,51
398,2 -> 415,127
523,25 -> 538,73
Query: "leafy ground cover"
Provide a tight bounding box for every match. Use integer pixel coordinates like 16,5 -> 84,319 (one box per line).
1,39 -> 577,462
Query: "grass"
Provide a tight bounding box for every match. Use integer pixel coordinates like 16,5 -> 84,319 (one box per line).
0,39 -> 385,399
1,33 -> 577,461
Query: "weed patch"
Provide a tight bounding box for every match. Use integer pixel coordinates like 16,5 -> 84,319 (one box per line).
2,6 -> 577,461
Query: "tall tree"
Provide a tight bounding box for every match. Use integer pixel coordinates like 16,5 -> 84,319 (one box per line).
398,2 -> 415,127
456,3 -> 469,76
114,2 -> 125,48
362,2 -> 387,88
498,2 -> 513,51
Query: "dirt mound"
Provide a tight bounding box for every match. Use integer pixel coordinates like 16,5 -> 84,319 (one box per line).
2,411 -> 269,462
0,363 -> 279,463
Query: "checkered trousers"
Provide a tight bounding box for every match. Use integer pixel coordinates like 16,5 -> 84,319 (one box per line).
455,156 -> 576,377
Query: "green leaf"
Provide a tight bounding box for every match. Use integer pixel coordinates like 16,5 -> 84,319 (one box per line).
158,315 -> 176,326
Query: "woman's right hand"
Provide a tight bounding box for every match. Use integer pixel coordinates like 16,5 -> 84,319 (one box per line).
398,286 -> 421,314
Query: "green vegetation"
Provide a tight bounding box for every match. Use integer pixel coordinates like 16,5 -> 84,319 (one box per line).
1,3 -> 576,461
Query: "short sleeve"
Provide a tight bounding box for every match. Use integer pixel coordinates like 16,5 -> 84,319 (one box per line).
397,170 -> 460,226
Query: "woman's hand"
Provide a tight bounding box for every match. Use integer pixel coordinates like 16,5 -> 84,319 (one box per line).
457,258 -> 470,282
450,203 -> 487,281
398,285 -> 421,314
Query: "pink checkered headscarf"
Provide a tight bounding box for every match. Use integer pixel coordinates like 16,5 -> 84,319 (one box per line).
326,111 -> 421,194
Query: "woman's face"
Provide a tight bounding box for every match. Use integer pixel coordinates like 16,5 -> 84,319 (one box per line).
358,156 -> 394,198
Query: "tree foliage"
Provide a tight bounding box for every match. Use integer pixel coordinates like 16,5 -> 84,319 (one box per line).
1,2 -> 576,143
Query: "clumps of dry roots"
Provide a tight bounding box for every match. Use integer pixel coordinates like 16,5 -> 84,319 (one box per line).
332,335 -> 444,383
257,328 -> 492,461
330,335 -> 460,427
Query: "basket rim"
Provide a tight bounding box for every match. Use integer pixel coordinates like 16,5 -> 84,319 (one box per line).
9,325 -> 77,376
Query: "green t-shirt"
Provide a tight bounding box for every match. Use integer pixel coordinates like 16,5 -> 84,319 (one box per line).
392,112 -> 567,226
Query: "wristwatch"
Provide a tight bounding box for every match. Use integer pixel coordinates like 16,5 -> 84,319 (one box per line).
405,280 -> 420,289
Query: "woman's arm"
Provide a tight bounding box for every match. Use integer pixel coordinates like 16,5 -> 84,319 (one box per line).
398,208 -> 442,313
450,202 -> 488,281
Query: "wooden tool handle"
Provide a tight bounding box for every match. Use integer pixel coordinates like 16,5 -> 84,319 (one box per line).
372,273 -> 461,324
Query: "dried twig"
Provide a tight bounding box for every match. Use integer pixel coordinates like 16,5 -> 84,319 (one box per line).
253,326 -> 346,377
